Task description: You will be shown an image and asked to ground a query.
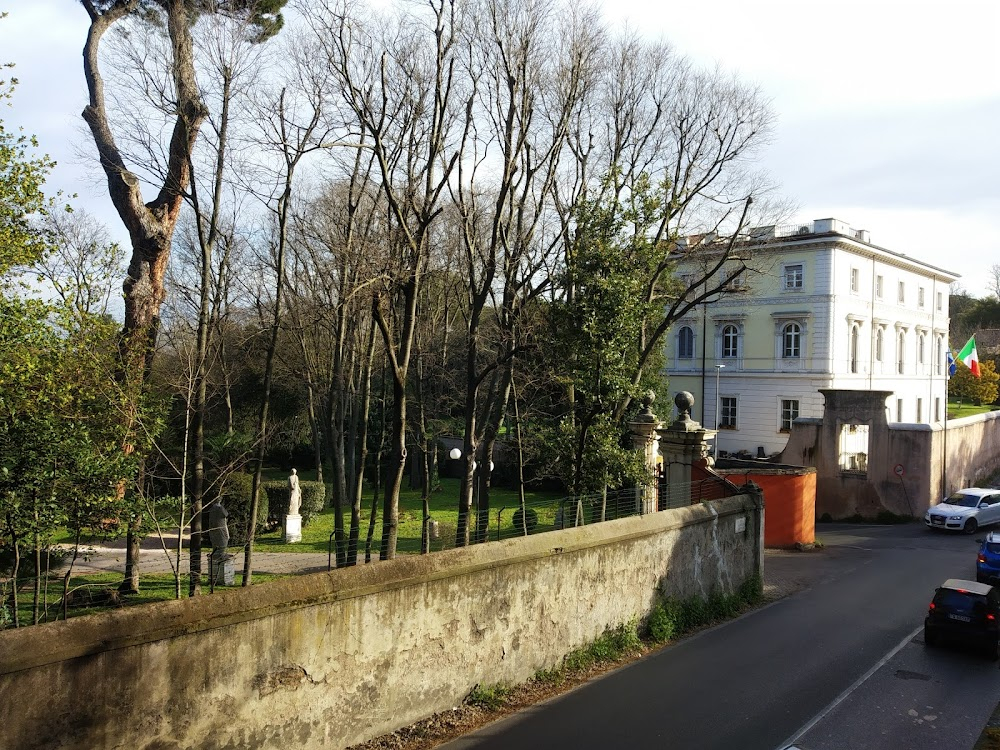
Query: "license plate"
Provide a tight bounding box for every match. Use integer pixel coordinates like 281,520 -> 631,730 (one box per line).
932,518 -> 945,526
949,614 -> 971,622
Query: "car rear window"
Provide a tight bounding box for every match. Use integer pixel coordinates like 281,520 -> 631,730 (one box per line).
987,543 -> 1000,554
935,589 -> 987,612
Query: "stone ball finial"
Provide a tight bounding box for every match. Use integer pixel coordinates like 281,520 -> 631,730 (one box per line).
633,390 -> 658,425
674,391 -> 695,420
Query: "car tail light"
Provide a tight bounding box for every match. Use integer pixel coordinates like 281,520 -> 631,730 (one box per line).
989,613 -> 996,622
929,602 -> 936,611
979,554 -> 987,564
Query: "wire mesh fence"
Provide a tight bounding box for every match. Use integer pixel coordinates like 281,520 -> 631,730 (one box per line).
2,474 -> 745,627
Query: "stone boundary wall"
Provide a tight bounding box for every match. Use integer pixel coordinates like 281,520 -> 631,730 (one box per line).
781,407 -> 1000,519
0,495 -> 762,750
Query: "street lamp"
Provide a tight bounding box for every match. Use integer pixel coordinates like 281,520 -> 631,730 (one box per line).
714,364 -> 725,460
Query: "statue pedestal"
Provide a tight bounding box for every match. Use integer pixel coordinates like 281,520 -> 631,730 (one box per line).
209,553 -> 235,586
284,514 -> 302,543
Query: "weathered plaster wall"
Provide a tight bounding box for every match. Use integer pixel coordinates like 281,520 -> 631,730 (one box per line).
0,496 -> 761,750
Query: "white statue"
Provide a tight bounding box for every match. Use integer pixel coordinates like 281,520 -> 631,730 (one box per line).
288,468 -> 302,516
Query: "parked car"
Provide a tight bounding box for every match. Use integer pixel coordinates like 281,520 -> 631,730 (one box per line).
924,488 -> 1000,534
924,578 -> 1000,659
977,532 -> 1000,584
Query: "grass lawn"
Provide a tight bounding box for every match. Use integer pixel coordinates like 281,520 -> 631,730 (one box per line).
948,399 -> 999,419
9,570 -> 285,627
42,474 -> 569,555
252,476 -> 567,554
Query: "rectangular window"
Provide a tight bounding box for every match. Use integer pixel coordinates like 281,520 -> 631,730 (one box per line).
917,398 -> 923,422
898,281 -> 905,304
937,291 -> 943,311
918,287 -> 926,307
876,275 -> 884,298
896,399 -> 903,422
935,397 -> 941,422
850,268 -> 859,293
720,396 -> 738,429
839,424 -> 869,475
783,264 -> 804,290
780,399 -> 799,432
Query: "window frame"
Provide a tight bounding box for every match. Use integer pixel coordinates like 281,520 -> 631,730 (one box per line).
719,395 -> 738,430
783,263 -> 804,291
779,398 -> 800,433
677,325 -> 694,359
721,324 -> 739,359
782,322 -> 802,359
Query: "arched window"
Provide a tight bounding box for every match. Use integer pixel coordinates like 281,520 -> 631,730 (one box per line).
918,333 -> 926,366
678,326 -> 694,359
722,324 -> 739,358
849,324 -> 859,373
875,327 -> 884,362
897,330 -> 906,374
782,323 -> 801,359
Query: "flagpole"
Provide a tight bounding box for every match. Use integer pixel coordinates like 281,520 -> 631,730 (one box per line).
943,378 -> 948,499
944,348 -> 957,499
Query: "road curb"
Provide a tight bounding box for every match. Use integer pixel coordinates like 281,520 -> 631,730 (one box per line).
973,699 -> 1000,750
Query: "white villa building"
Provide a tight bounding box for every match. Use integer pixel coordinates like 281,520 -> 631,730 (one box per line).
664,218 -> 960,459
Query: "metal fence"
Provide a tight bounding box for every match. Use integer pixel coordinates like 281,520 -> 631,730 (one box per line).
422,474 -> 744,552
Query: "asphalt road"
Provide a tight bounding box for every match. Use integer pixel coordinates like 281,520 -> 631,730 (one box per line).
441,524 -> 1000,750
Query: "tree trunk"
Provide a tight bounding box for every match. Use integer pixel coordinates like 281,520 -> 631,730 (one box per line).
81,0 -> 208,594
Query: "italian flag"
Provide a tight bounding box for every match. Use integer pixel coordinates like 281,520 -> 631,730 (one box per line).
958,335 -> 981,377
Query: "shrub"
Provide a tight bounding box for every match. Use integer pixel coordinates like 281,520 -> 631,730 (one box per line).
263,481 -> 289,524
466,683 -> 513,710
211,473 -> 268,549
263,479 -> 325,526
647,599 -> 682,643
647,575 -> 761,643
563,621 -> 640,671
300,481 -> 326,524
512,507 -> 538,535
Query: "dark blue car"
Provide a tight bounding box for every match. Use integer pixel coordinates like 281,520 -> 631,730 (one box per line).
977,532 -> 1000,584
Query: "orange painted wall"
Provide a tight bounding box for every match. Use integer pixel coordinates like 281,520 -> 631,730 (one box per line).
718,469 -> 816,548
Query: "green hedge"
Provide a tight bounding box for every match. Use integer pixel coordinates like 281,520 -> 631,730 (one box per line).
209,473 -> 268,548
263,479 -> 326,526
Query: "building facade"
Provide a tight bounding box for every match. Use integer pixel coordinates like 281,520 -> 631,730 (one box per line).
664,218 -> 959,458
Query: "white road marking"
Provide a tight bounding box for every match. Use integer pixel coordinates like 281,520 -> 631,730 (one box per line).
773,625 -> 923,750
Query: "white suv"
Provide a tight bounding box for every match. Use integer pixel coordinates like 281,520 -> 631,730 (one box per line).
925,488 -> 1000,534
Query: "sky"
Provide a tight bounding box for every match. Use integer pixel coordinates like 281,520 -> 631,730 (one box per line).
2,0 -> 998,296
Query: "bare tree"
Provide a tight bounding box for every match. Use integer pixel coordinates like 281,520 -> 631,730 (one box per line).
989,263 -> 1000,300
448,0 -> 601,545
35,211 -> 125,317
304,0 -> 464,559
239,37 -> 335,583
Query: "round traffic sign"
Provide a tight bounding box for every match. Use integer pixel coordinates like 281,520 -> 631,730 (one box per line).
893,464 -> 904,476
